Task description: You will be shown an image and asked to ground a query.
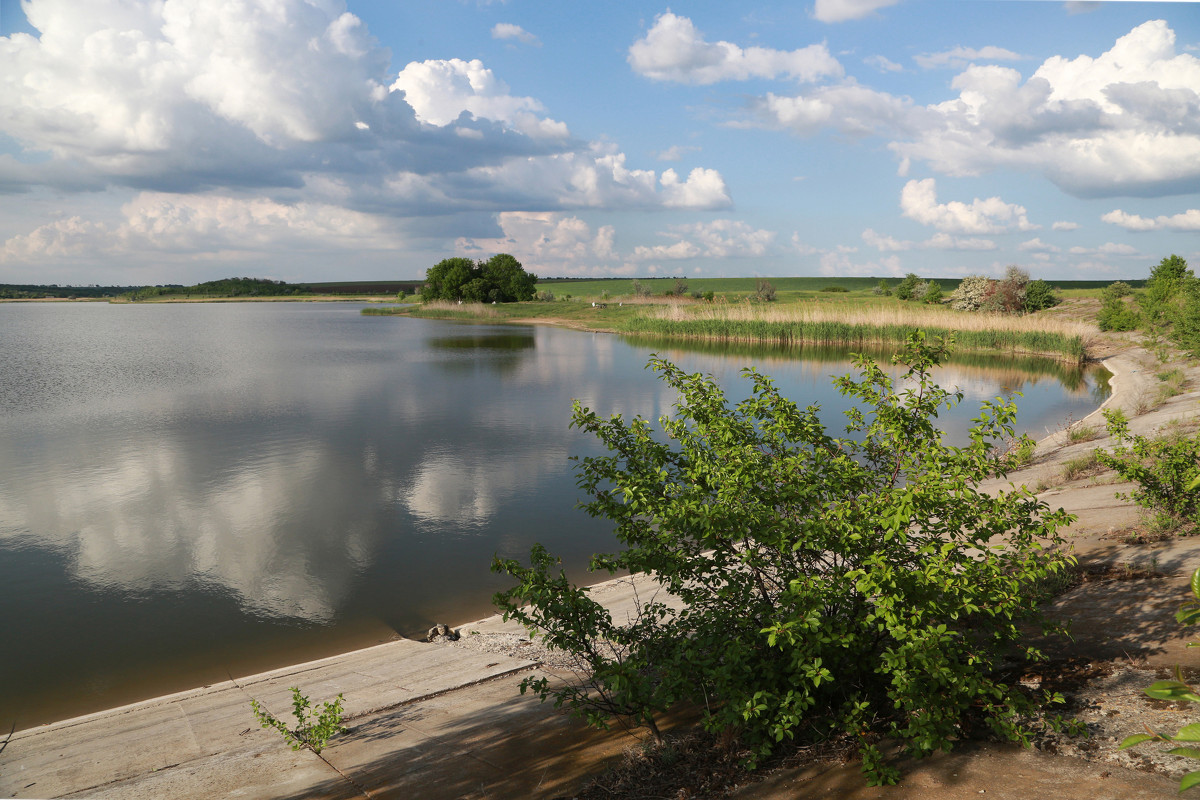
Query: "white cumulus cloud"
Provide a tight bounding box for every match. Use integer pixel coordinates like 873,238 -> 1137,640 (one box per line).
632,220 -> 777,261
819,250 -> 904,276
391,58 -> 568,137
914,45 -> 1022,70
754,84 -> 916,137
899,179 -> 1037,234
894,20 -> 1200,197
0,0 -> 735,275
628,11 -> 842,85
862,228 -> 995,251
1018,237 -> 1061,253
746,20 -> 1200,199
0,192 -> 403,264
1069,242 -> 1139,256
455,211 -> 616,272
812,0 -> 903,23
491,23 -> 540,46
864,54 -> 904,73
1102,208 -> 1200,232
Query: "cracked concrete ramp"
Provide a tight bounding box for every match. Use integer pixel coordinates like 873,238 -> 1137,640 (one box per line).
0,638 -> 536,799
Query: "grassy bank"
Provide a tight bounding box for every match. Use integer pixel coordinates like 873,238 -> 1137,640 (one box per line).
625,302 -> 1093,363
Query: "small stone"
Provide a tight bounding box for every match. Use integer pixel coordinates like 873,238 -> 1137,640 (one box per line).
426,623 -> 460,642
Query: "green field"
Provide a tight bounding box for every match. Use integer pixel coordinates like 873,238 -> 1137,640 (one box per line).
535,276 -> 1143,302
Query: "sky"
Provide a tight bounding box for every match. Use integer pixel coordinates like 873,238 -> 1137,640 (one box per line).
0,0 -> 1198,286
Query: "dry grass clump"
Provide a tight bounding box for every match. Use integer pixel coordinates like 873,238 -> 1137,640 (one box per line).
415,300 -> 502,318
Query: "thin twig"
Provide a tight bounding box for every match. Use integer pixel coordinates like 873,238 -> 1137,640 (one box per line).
0,721 -> 14,758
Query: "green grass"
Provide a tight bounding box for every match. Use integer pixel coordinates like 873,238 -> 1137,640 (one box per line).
1066,423 -> 1101,443
535,277 -> 1145,300
1061,451 -> 1104,482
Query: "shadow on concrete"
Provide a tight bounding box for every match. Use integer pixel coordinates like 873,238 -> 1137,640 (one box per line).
265,674 -> 643,800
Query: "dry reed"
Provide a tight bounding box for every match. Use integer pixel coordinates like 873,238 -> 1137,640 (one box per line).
623,302 -> 1096,362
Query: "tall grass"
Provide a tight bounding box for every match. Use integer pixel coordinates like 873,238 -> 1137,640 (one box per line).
622,303 -> 1095,363
366,300 -> 501,320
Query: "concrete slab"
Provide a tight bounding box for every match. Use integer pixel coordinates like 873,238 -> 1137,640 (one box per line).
317,672 -> 635,800
457,572 -> 682,638
0,638 -> 535,799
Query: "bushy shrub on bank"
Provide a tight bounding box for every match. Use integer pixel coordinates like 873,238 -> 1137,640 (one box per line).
1098,256 -> 1200,354
948,267 -> 1057,314
494,333 -> 1076,786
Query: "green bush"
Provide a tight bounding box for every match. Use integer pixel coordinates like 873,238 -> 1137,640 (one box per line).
1024,280 -> 1059,312
1140,254 -> 1193,324
250,687 -> 347,755
1098,283 -> 1142,331
895,273 -> 920,301
493,333 -> 1076,785
820,286 -> 849,293
1174,278 -> 1200,356
1096,409 -> 1200,533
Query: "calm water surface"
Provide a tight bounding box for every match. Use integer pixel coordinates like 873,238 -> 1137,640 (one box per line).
0,302 -> 1109,729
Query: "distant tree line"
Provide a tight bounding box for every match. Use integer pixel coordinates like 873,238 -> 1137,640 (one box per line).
0,284 -> 139,299
125,277 -> 312,301
421,254 -> 536,303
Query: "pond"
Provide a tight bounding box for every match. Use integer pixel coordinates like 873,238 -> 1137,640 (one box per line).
0,302 -> 1109,729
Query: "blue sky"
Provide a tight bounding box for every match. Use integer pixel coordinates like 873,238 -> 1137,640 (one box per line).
1,0 -> 1198,285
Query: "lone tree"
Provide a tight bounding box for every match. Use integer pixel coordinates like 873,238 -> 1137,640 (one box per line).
494,333 -> 1076,785
421,253 -> 537,302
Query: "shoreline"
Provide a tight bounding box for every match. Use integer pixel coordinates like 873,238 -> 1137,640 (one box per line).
10,343 -> 1162,735
5,338 -> 1199,799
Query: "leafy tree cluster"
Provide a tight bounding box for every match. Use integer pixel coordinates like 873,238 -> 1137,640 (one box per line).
1143,255 -> 1200,355
421,254 -> 537,303
946,267 -> 1057,314
895,273 -> 943,304
1096,256 -> 1200,353
494,334 -> 1075,785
